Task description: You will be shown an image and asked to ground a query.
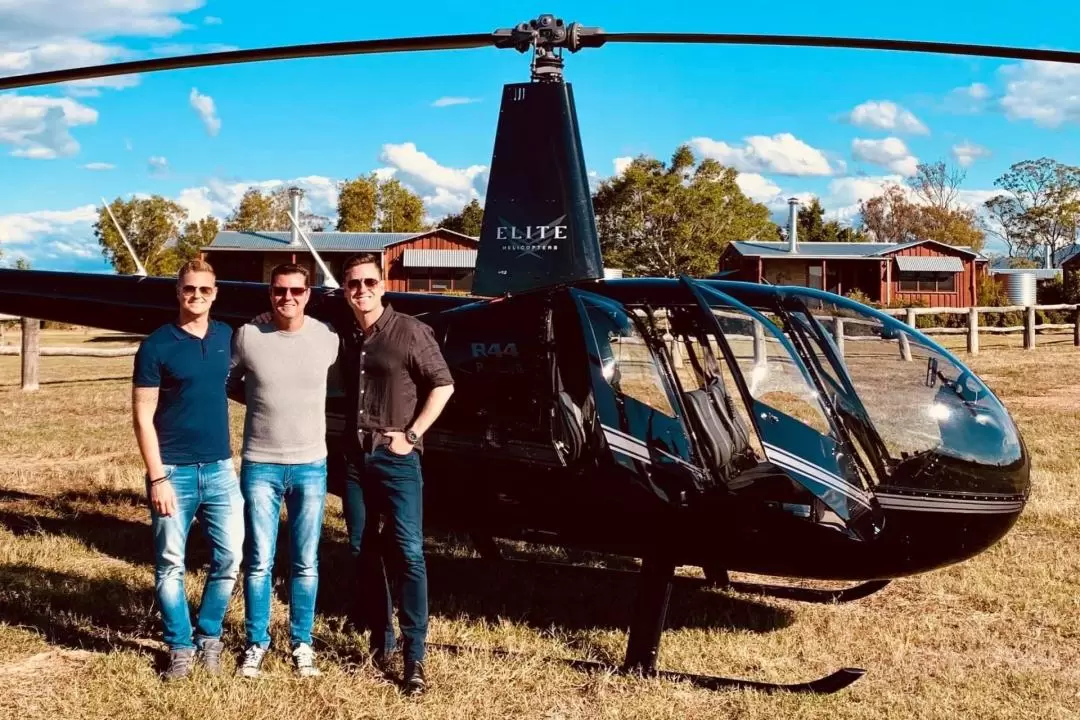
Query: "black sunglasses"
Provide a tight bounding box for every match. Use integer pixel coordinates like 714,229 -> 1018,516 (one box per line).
271,286 -> 308,298
346,278 -> 380,291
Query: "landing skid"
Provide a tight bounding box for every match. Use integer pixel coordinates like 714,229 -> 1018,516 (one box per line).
704,568 -> 892,604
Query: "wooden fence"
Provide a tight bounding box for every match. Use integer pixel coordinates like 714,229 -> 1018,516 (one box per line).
1,317 -> 137,391
878,303 -> 1080,355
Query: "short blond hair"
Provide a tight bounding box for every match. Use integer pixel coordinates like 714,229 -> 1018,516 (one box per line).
177,258 -> 215,282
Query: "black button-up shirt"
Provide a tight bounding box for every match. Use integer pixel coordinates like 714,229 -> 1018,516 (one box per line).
336,303 -> 453,453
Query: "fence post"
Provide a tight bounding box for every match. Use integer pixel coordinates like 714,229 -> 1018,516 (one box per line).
905,308 -> 916,328
967,306 -> 979,355
753,320 -> 766,367
21,317 -> 39,392
1074,307 -> 1079,348
833,318 -> 846,358
1024,306 -> 1036,349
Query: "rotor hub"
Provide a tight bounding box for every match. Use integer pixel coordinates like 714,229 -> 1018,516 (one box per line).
493,14 -> 604,82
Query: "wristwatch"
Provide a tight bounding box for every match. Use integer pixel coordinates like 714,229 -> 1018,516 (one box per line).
405,429 -> 419,445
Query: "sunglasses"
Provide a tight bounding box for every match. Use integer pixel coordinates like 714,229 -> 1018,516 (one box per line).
181,285 -> 214,297
346,278 -> 380,291
271,286 -> 308,298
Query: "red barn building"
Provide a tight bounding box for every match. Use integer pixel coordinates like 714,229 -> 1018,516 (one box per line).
201,227 -> 478,293
716,199 -> 989,307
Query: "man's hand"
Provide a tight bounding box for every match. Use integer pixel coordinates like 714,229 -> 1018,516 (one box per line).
150,479 -> 178,517
384,431 -> 414,456
252,311 -> 272,324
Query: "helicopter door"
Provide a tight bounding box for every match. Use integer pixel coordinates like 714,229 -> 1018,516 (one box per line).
680,278 -> 877,535
566,288 -> 707,504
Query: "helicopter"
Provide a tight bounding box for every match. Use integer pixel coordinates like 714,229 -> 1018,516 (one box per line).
0,14 -> 1050,695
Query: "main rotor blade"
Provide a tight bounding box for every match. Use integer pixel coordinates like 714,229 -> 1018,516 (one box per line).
597,33 -> 1080,65
0,33 -> 496,91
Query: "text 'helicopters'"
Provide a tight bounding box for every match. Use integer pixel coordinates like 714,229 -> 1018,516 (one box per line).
0,14 -> 1046,695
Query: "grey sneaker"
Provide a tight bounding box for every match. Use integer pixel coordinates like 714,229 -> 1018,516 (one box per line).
162,648 -> 195,681
196,637 -> 225,676
292,643 -> 321,678
236,644 -> 267,679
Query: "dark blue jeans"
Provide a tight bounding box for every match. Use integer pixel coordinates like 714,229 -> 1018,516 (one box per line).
342,445 -> 427,663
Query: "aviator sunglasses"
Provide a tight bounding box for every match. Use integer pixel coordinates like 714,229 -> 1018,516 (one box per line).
346,277 -> 380,291
181,285 -> 214,297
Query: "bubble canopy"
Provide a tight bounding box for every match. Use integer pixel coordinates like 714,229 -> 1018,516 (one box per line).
696,281 -> 1029,495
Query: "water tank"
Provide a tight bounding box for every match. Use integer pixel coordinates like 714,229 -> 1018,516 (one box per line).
603,268 -> 624,279
1004,271 -> 1037,306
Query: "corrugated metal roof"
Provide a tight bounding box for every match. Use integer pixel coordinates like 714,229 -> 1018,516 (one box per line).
990,268 -> 1062,279
403,249 -> 477,268
895,255 -> 964,272
207,231 -> 417,251
729,240 -> 984,260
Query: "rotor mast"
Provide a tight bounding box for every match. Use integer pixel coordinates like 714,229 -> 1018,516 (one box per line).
493,14 -> 605,83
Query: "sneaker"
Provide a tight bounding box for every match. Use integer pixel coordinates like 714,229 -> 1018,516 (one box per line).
402,660 -> 426,697
196,637 -> 225,676
162,648 -> 195,681
236,644 -> 268,679
292,643 -> 321,678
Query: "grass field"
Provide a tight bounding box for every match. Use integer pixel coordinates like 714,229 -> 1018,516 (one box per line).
0,329 -> 1078,719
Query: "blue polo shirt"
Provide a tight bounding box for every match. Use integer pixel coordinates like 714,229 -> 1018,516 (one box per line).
133,319 -> 233,465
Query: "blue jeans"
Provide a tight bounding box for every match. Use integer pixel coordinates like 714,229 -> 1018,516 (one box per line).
240,457 -> 328,648
343,445 -> 427,664
149,458 -> 244,651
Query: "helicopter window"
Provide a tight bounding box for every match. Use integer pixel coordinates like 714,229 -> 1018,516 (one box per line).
582,303 -> 677,419
784,293 -> 1024,469
709,307 -> 831,436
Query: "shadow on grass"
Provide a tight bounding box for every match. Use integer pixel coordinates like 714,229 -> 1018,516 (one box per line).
0,491 -> 792,666
0,563 -> 158,659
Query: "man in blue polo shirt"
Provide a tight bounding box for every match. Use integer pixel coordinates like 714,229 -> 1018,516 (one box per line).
132,258 -> 243,681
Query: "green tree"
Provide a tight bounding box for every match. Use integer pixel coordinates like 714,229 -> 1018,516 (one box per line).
336,175 -> 379,231
439,198 -> 484,236
593,145 -> 776,277
797,197 -> 869,243
984,158 -> 1080,264
94,196 -> 191,275
15,258 -> 30,270
179,216 -> 220,258
225,186 -> 328,233
376,178 -> 426,233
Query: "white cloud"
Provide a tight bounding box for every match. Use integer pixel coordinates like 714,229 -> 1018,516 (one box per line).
0,1 -> 202,40
613,156 -> 633,176
82,162 -> 115,170
152,43 -> 239,55
0,205 -> 98,245
148,155 -> 168,176
175,175 -> 340,222
690,133 -> 834,176
0,93 -> 97,158
851,137 -> 919,177
431,96 -> 480,108
377,142 -> 488,216
735,172 -> 782,204
951,141 -> 991,168
847,100 -> 929,135
943,82 -> 992,114
999,60 -> 1080,128
189,87 -> 220,136
204,16 -> 222,25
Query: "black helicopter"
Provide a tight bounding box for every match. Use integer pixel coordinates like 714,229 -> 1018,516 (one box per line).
0,15 -> 1048,695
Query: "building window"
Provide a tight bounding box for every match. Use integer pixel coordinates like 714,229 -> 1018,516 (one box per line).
408,274 -> 430,292
898,272 -> 957,293
406,268 -> 475,293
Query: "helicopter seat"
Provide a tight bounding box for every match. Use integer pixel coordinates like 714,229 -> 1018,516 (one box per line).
683,382 -> 756,488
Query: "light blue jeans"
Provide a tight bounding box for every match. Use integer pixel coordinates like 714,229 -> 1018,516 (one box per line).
240,457 -> 328,648
149,458 -> 245,651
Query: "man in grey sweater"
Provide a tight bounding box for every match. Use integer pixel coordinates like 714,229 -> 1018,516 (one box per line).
226,263 -> 339,678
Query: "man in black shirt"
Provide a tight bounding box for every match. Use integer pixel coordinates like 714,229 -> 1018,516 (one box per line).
335,252 -> 454,696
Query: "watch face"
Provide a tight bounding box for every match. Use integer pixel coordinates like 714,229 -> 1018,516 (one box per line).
406,430 -> 418,443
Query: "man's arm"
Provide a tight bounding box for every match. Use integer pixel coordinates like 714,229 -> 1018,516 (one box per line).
406,322 -> 455,437
225,325 -> 246,404
407,384 -> 454,437
132,386 -> 177,516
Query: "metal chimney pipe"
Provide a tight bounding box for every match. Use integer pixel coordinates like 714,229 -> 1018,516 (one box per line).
289,187 -> 302,246
787,197 -> 799,253
1044,243 -> 1052,269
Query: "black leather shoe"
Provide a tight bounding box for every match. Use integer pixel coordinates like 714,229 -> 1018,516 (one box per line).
402,660 -> 426,697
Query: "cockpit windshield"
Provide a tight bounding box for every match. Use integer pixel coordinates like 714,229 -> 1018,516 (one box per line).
775,289 -> 1025,474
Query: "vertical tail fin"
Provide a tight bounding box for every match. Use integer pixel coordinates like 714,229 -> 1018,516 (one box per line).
472,81 -> 604,297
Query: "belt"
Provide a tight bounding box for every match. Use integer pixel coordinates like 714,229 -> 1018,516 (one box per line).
355,428 -> 390,453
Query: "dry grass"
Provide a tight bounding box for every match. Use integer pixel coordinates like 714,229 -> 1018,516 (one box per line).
1,331 -> 1079,719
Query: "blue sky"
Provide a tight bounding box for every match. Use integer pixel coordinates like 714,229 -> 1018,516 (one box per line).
1,0 -> 1078,272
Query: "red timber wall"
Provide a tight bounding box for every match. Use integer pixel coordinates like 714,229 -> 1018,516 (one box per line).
382,231 -> 478,293
882,244 -> 981,308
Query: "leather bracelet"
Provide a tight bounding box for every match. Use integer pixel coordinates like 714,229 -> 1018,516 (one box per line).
150,476 -> 169,486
